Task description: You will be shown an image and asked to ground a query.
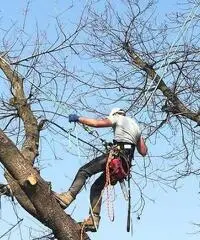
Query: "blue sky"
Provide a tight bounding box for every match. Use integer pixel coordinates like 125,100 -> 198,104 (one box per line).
0,1 -> 200,240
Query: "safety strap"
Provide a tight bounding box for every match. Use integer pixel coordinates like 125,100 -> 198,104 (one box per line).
127,174 -> 131,232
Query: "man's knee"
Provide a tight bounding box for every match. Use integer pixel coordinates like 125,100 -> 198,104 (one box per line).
91,180 -> 104,193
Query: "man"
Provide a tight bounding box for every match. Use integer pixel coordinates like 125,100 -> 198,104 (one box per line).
55,108 -> 147,232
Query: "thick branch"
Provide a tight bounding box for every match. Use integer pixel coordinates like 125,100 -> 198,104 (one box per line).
5,173 -> 38,217
0,56 -> 39,163
124,43 -> 200,124
0,129 -> 90,240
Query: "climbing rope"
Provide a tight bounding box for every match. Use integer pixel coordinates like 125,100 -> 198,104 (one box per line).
142,4 -> 200,107
47,120 -> 105,154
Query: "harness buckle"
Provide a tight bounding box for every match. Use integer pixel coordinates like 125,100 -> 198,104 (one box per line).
124,144 -> 132,149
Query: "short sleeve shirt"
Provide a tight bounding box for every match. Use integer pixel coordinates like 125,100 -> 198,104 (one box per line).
107,115 -> 141,145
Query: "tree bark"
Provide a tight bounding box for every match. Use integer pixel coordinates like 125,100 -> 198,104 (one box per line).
0,129 -> 89,240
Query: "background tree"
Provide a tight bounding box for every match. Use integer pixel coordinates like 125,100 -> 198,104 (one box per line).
80,0 -> 200,183
0,0 -> 199,239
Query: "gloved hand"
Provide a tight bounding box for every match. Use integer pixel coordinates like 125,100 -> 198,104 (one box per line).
68,114 -> 79,123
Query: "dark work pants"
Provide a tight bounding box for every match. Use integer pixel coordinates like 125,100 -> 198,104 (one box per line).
68,148 -> 134,216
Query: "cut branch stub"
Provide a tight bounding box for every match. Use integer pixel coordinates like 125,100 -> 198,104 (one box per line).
26,173 -> 38,186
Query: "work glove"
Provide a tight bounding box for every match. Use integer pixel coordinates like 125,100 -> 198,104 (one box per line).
68,114 -> 79,123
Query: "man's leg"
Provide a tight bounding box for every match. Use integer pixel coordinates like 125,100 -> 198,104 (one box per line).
90,173 -> 105,216
81,173 -> 106,232
81,148 -> 135,231
55,154 -> 107,209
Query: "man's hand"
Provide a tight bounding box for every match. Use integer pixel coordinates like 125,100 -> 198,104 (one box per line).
69,114 -> 79,123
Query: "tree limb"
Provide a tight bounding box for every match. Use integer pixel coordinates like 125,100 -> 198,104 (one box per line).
0,55 -> 39,163
123,42 -> 200,124
0,129 -> 90,240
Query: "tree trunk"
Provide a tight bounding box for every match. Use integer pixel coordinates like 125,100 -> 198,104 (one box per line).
0,129 -> 90,240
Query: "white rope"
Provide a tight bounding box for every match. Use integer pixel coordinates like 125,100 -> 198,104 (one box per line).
67,128 -> 72,150
74,125 -> 82,165
143,4 -> 200,105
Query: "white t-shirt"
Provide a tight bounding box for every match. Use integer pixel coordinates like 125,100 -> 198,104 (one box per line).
107,115 -> 141,145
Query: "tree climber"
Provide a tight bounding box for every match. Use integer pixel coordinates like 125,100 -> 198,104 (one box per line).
54,108 -> 148,232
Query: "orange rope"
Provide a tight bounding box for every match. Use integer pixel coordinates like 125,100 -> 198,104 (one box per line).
105,149 -> 115,221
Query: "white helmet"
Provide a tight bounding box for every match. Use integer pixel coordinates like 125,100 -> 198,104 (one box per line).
109,108 -> 125,116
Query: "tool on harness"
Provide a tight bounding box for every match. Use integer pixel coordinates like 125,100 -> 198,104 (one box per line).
120,180 -> 129,201
107,144 -> 130,185
109,156 -> 129,185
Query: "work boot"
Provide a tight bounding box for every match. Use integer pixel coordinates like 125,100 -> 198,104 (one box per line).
54,191 -> 74,209
80,214 -> 101,232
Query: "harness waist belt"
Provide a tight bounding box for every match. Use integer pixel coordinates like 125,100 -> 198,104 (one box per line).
113,141 -> 135,150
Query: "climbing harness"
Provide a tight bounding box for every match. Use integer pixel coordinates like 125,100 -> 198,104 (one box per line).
81,124 -> 131,184
106,144 -> 130,185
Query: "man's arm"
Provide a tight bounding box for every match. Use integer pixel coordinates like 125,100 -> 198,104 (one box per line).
78,117 -> 113,128
136,136 -> 148,157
